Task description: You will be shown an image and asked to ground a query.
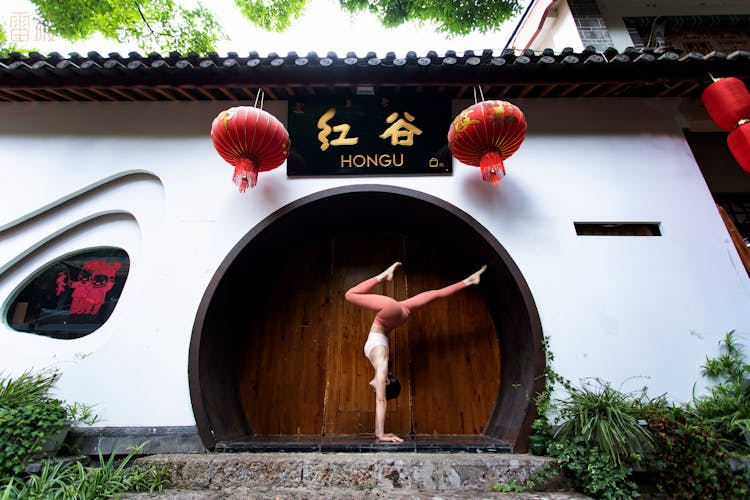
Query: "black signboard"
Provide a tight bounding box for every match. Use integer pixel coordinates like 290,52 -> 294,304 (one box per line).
287,97 -> 452,177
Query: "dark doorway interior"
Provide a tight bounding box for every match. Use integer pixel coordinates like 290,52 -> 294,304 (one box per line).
189,185 -> 544,451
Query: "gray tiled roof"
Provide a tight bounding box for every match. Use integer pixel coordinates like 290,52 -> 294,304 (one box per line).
1,47 -> 749,102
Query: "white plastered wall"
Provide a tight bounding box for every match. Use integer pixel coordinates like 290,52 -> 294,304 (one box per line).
0,97 -> 748,427
508,0 -> 582,53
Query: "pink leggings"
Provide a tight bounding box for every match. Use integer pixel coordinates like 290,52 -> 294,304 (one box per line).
345,275 -> 467,332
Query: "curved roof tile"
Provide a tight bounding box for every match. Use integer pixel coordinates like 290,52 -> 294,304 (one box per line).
0,47 -> 748,102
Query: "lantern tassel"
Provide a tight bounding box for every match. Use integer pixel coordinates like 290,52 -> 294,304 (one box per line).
479,151 -> 506,186
233,157 -> 259,192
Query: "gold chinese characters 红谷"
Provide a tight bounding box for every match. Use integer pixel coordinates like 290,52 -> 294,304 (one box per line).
316,108 -> 423,152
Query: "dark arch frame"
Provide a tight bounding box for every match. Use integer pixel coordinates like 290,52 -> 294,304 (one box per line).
188,184 -> 545,451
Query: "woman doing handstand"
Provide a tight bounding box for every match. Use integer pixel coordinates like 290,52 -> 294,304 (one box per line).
344,262 -> 487,443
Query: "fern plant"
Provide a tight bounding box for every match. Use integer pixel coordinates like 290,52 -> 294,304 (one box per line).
694,330 -> 750,452
554,378 -> 654,467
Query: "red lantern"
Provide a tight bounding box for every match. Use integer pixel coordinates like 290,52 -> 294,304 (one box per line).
728,122 -> 750,173
210,106 -> 290,192
701,77 -> 750,131
447,100 -> 527,185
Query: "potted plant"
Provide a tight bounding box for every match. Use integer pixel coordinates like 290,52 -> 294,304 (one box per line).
528,433 -> 549,455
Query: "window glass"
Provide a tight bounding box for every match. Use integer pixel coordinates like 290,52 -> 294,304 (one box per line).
6,248 -> 129,339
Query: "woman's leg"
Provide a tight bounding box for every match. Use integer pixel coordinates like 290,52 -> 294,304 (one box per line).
344,262 -> 401,312
399,265 -> 486,311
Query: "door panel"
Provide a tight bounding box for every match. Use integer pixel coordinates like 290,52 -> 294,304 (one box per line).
326,232 -> 411,434
402,238 -> 500,434
237,240 -> 330,434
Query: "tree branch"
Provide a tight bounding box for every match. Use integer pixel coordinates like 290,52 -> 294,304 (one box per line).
133,1 -> 159,43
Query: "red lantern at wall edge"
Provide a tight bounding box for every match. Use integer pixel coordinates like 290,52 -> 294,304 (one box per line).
701,77 -> 750,174
447,100 -> 527,186
210,106 -> 290,192
728,122 -> 750,173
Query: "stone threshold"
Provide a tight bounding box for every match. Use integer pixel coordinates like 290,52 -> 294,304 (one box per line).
216,434 -> 512,453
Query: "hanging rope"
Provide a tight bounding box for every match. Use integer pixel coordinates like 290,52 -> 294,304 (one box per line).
254,88 -> 265,109
472,85 -> 486,104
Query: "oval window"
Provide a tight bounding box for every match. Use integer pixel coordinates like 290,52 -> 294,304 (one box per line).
6,248 -> 130,339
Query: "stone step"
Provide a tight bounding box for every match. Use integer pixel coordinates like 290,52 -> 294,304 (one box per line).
124,487 -> 590,499
131,452 -> 583,498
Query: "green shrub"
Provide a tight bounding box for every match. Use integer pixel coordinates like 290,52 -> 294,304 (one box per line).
644,405 -> 750,498
549,435 -> 639,499
0,446 -> 170,499
497,331 -> 750,497
0,370 -> 69,480
530,336 -> 571,450
0,369 -> 170,498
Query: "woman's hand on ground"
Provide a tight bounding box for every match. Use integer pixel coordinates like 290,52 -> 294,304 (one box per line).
376,433 -> 404,443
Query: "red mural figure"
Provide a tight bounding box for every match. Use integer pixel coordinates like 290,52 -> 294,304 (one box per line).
56,259 -> 121,315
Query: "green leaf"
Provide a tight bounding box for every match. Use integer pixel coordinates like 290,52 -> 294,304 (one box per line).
338,0 -> 522,36
27,0 -> 226,53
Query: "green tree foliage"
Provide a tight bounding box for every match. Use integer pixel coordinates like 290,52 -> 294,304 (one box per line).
27,0 -> 225,54
0,22 -> 25,56
339,0 -> 523,36
233,0 -> 309,32
1,0 -> 522,56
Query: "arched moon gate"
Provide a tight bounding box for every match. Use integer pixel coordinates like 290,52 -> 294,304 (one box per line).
189,185 -> 544,451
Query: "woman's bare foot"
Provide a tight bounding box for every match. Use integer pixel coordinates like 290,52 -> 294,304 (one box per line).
377,262 -> 401,282
376,433 -> 404,443
464,265 -> 487,286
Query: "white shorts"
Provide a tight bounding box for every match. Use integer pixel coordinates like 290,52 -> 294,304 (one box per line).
363,331 -> 389,358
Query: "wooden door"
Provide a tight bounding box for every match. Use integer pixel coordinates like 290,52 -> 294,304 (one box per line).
236,231 -> 499,436
402,238 -> 501,434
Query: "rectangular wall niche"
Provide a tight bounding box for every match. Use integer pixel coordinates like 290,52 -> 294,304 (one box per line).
574,222 -> 661,236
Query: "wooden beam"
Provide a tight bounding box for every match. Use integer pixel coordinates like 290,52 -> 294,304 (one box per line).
88,87 -> 117,100
495,85 -> 512,98
600,82 -> 627,97
173,87 -> 198,101
41,88 -> 75,101
677,82 -> 700,97
238,87 -> 257,100
217,87 -> 236,100
127,86 -> 159,101
718,204 -> 750,276
63,87 -> 97,101
538,85 -> 557,97
107,87 -> 137,101
517,84 -> 536,98
656,82 -> 679,97
194,87 -> 217,100
558,83 -> 581,97
262,86 -> 278,100
151,86 -> 177,100
18,88 -> 52,101
579,84 -> 603,97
